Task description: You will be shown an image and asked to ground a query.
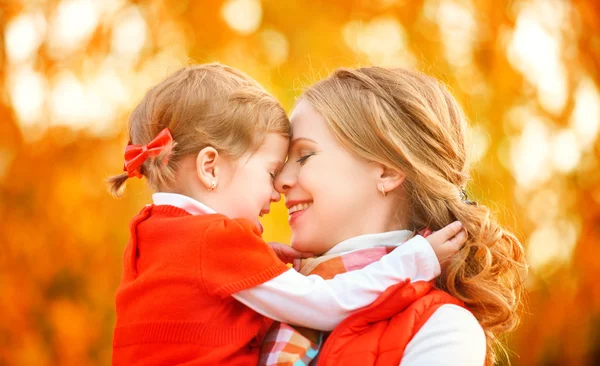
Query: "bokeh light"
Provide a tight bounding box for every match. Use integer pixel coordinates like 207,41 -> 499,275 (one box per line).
1,0 -> 599,365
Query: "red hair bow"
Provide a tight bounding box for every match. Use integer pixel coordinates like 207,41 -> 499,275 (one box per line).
123,128 -> 173,178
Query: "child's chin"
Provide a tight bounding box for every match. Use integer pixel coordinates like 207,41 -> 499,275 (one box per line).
258,221 -> 264,234
254,219 -> 264,234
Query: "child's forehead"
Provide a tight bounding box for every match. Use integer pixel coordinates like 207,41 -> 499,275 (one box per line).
263,132 -> 289,148
251,132 -> 289,161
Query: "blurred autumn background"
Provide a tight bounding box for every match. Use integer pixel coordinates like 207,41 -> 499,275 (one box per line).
1,0 -> 599,364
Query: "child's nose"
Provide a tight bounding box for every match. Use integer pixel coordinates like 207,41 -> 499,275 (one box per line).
270,189 -> 281,203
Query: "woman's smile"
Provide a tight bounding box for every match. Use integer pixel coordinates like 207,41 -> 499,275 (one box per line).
286,201 -> 313,224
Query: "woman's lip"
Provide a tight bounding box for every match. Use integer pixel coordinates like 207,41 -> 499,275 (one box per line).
285,200 -> 313,209
289,206 -> 309,225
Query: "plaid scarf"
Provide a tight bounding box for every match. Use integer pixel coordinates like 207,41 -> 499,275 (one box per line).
259,246 -> 395,366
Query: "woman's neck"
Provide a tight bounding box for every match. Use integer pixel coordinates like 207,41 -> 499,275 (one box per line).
323,229 -> 415,256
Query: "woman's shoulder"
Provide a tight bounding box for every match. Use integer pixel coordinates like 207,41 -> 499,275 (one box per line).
426,304 -> 484,336
401,304 -> 486,365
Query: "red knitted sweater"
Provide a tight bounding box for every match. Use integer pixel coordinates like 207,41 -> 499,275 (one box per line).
112,204 -> 289,365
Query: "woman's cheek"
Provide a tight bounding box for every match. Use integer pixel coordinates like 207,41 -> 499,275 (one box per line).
300,162 -> 321,193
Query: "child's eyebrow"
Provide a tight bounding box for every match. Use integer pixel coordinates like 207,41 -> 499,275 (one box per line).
269,160 -> 284,169
269,160 -> 285,175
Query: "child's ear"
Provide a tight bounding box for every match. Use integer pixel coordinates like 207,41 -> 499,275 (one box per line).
196,147 -> 219,190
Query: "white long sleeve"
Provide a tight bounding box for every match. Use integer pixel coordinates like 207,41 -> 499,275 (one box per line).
232,235 -> 440,331
149,193 -> 442,333
400,304 -> 486,366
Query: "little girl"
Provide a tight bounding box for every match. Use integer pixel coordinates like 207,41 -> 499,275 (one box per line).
107,63 -> 466,366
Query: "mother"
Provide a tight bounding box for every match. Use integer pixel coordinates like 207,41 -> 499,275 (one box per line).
274,67 -> 526,365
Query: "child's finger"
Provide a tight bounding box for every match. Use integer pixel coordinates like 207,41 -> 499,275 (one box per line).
274,244 -> 313,260
418,228 -> 433,238
282,246 -> 313,259
429,221 -> 463,243
293,258 -> 302,271
446,229 -> 467,249
298,251 -> 314,258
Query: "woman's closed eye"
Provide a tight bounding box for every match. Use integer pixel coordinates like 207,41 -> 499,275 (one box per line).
297,153 -> 315,165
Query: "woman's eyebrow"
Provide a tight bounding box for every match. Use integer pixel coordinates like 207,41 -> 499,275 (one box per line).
290,137 -> 318,148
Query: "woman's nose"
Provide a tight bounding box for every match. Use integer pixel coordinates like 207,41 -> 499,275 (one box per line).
274,164 -> 295,193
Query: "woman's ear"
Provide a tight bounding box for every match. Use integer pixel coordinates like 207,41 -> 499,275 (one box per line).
196,147 -> 220,190
375,164 -> 405,195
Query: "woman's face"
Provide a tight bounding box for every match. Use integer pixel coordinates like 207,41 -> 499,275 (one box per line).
275,99 -> 393,255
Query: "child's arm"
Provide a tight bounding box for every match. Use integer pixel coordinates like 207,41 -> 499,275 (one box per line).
232,235 -> 435,331
202,220 -> 464,331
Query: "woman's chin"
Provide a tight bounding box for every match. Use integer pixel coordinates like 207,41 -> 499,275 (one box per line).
291,235 -> 331,256
290,240 -> 310,253
291,235 -> 314,253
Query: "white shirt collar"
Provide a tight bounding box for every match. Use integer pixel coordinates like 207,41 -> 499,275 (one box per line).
323,229 -> 415,256
152,192 -> 216,216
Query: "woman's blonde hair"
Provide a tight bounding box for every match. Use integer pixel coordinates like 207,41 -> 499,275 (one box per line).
303,66 -> 527,365
107,63 -> 290,196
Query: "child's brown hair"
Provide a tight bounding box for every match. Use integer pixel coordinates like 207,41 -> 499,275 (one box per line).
108,63 -> 290,197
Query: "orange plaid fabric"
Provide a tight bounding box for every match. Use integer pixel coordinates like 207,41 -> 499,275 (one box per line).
259,246 -> 395,366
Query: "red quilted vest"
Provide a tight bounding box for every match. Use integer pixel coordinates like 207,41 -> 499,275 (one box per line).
318,280 -> 465,366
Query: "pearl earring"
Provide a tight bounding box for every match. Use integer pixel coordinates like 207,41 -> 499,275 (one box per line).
208,181 -> 217,191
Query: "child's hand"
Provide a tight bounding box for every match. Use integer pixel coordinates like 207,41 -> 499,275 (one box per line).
268,242 -> 314,271
424,221 -> 466,269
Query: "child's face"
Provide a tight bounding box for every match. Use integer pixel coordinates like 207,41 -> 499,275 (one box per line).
217,133 -> 289,232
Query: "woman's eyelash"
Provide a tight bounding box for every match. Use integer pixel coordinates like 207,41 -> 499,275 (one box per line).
296,153 -> 314,165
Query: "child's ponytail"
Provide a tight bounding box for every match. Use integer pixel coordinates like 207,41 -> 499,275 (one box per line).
107,173 -> 129,198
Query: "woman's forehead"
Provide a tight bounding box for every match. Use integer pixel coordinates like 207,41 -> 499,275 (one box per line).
289,100 -> 329,142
